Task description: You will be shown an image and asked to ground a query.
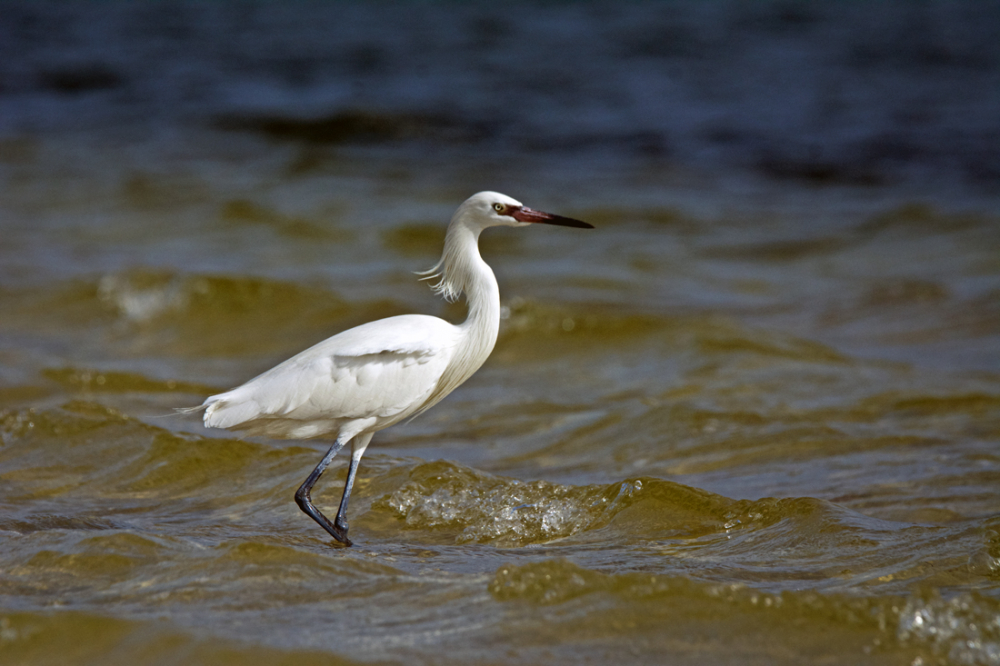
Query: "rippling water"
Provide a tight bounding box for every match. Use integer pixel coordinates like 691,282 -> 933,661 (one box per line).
2,2 -> 999,665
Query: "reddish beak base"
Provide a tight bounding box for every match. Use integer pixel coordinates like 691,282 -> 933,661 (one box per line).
511,206 -> 593,229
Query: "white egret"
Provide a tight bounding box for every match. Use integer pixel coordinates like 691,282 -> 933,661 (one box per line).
184,192 -> 591,546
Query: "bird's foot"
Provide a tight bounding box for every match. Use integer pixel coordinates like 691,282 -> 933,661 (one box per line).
331,519 -> 352,547
296,493 -> 353,546
331,529 -> 353,548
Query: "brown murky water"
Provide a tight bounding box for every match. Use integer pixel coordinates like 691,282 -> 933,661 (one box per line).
2,3 -> 999,665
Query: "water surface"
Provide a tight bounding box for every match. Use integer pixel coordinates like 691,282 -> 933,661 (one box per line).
1,2 -> 999,665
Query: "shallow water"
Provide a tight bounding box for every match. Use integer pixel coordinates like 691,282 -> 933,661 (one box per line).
2,2 -> 999,665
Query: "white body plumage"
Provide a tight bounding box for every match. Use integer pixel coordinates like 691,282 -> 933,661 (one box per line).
203,313 -> 467,441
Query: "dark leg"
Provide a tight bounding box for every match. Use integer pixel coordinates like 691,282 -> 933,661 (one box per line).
294,439 -> 352,546
331,433 -> 373,541
332,455 -> 360,536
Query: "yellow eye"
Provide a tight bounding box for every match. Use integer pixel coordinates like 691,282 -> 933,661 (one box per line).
493,203 -> 505,212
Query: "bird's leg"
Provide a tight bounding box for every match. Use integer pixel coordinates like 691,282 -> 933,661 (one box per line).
295,439 -> 352,546
332,433 -> 373,538
333,455 -> 359,535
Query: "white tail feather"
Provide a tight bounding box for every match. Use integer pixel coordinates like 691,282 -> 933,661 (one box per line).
203,398 -> 263,430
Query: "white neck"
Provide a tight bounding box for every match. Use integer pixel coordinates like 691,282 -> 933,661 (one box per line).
449,224 -> 500,365
421,220 -> 501,393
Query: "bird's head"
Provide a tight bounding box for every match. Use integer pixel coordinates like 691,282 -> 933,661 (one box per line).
423,191 -> 593,302
456,191 -> 593,231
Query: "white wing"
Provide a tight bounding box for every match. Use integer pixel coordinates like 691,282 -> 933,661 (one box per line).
200,314 -> 460,439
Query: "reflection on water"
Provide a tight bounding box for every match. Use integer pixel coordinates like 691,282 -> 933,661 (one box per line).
1,2 -> 999,665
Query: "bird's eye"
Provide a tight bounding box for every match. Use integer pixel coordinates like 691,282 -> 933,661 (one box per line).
493,203 -> 505,213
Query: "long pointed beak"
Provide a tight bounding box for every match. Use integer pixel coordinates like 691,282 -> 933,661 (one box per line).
511,206 -> 593,229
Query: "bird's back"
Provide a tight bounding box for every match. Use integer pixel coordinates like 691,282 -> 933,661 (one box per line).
200,314 -> 461,440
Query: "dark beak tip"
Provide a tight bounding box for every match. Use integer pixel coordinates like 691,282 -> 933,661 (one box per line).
558,217 -> 594,229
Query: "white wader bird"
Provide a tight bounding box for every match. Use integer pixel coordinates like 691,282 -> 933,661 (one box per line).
185,192 -> 592,546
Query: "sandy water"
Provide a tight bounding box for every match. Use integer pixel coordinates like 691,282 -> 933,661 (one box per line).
1,3 -> 999,665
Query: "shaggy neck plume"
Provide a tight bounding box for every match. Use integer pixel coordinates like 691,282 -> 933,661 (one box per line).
420,211 -> 501,376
